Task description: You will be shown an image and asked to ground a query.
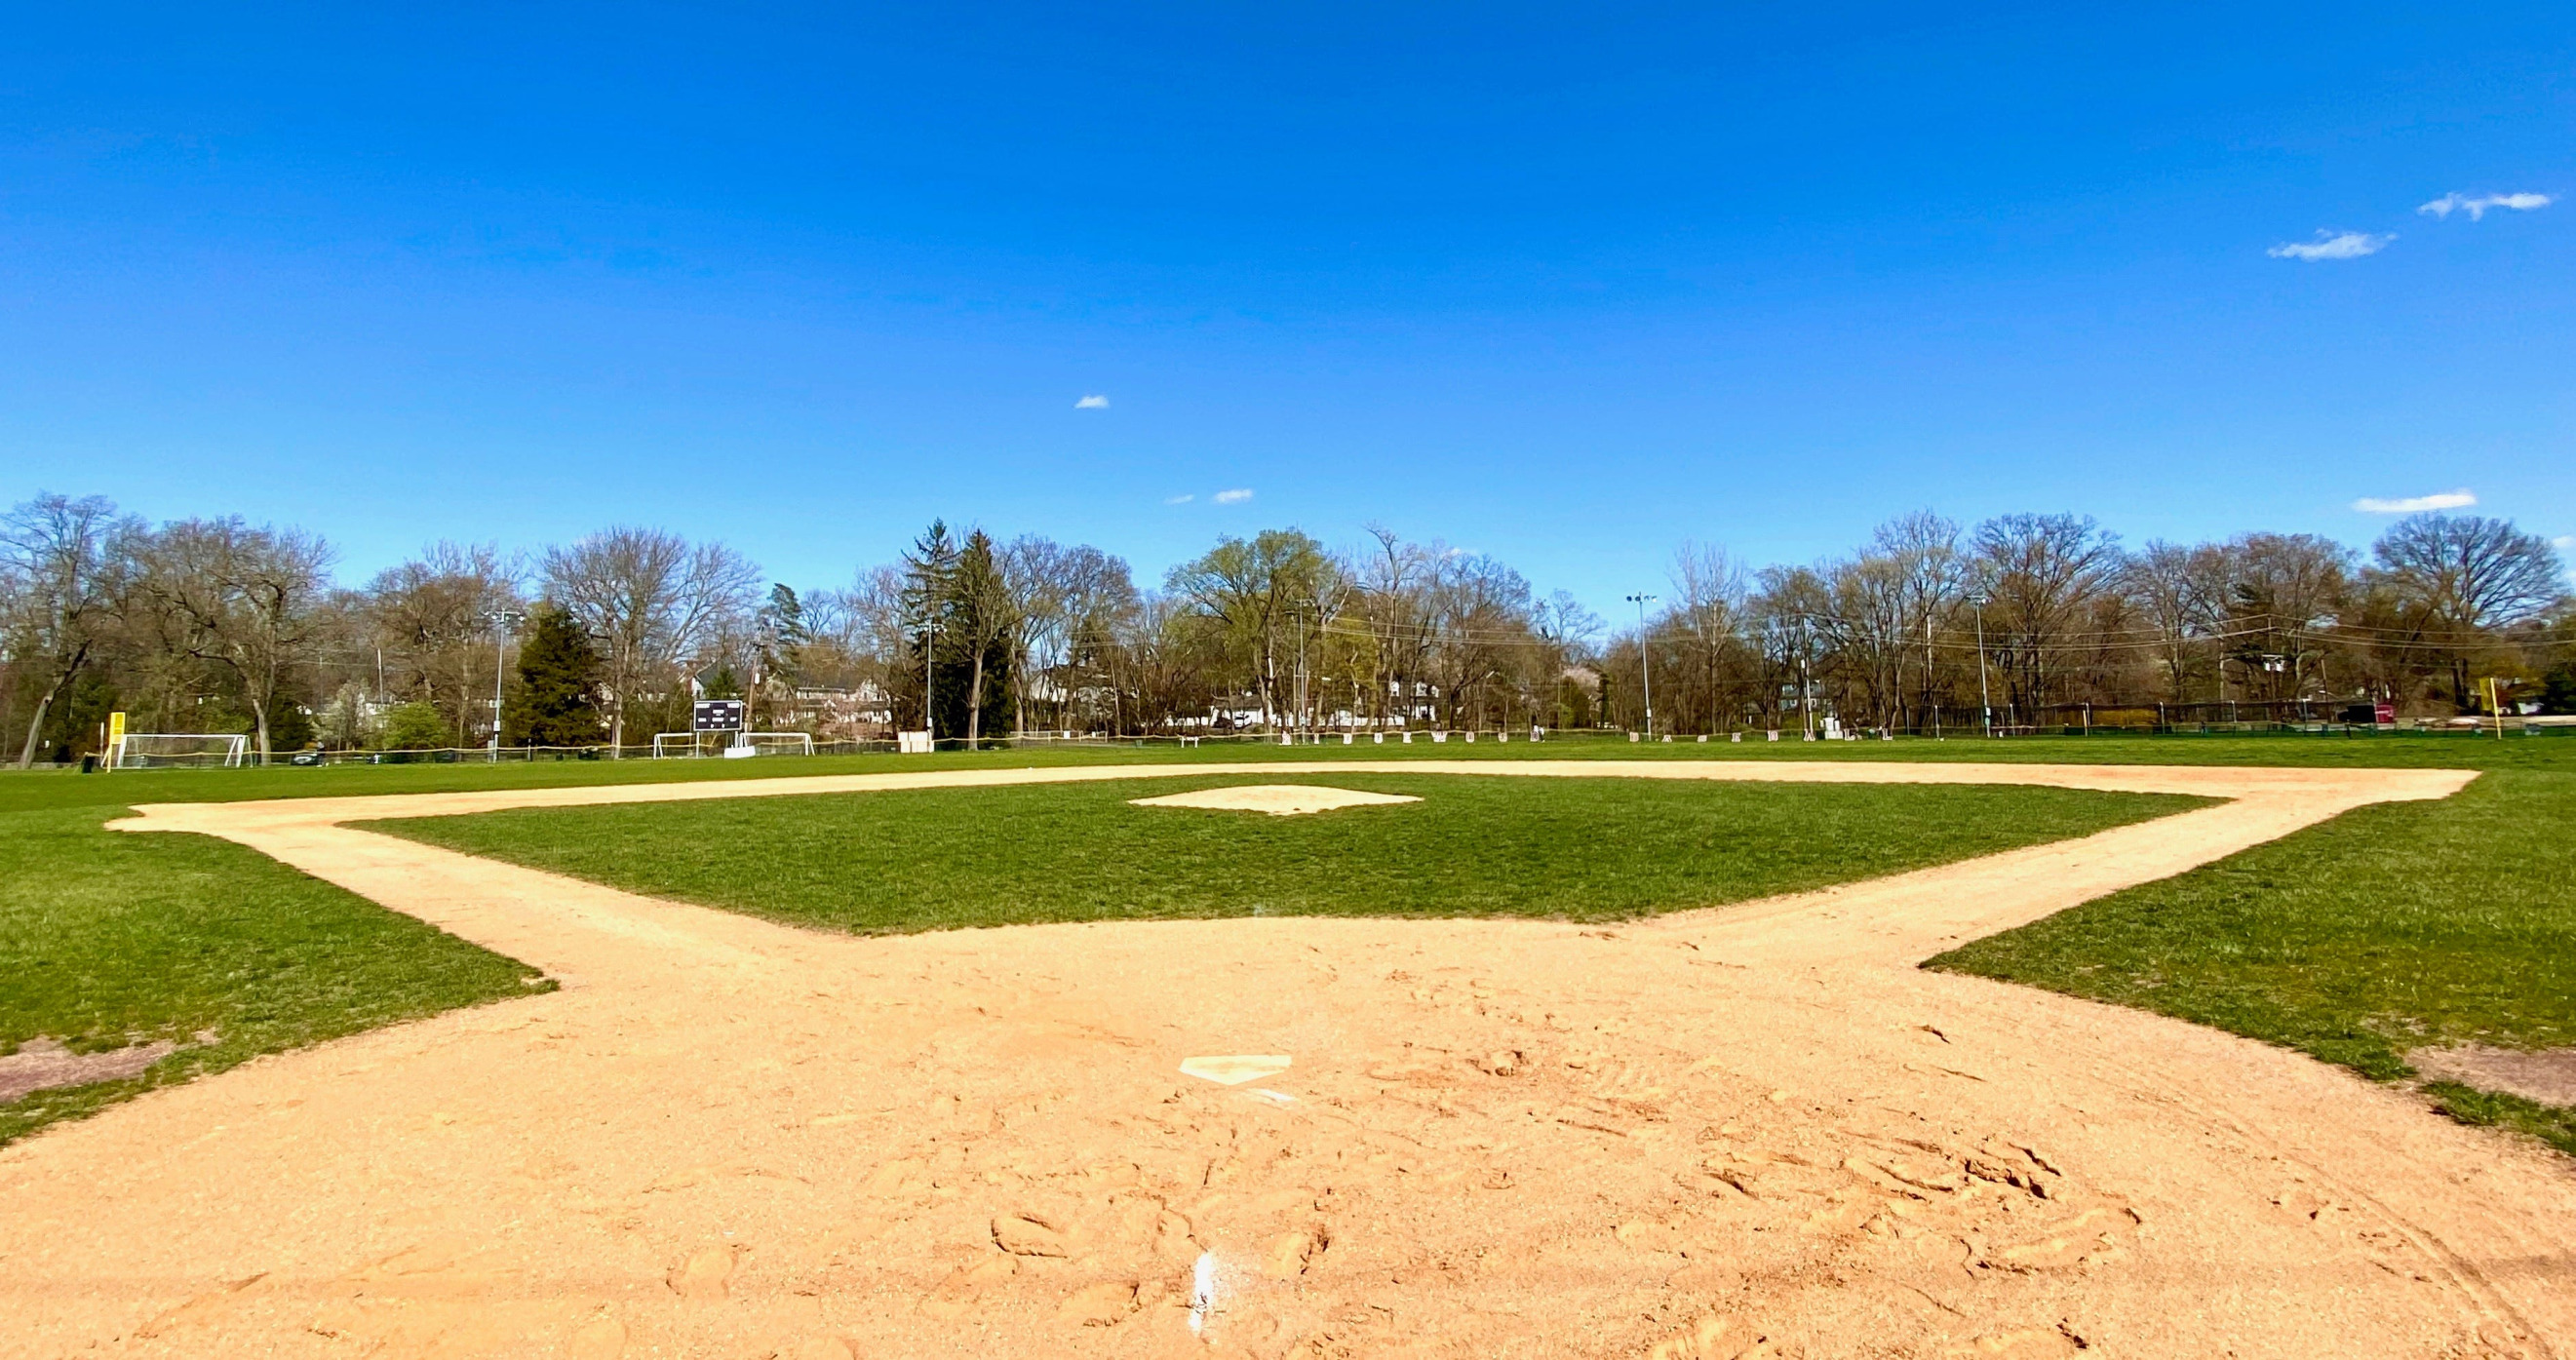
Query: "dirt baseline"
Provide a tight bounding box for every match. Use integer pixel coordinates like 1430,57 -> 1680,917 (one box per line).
6,759 -> 2571,1359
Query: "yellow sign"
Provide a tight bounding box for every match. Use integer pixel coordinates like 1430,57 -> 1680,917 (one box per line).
107,711 -> 125,745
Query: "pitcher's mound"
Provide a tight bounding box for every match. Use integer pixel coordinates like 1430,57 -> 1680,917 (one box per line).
1128,784 -> 1422,816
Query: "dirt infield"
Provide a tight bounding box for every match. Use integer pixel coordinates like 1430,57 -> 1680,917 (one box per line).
6,759 -> 2571,1358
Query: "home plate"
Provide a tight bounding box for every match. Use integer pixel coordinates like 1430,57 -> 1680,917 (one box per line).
1130,785 -> 1421,816
1180,1055 -> 1293,1085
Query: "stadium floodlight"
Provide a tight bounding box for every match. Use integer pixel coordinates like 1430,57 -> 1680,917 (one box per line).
1625,594 -> 1658,739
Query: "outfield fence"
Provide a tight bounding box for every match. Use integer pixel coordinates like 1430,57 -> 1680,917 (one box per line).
25,716 -> 2569,771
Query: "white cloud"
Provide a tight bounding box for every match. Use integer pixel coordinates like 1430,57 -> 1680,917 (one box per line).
1212,488 -> 1253,505
1073,394 -> 1110,409
2418,191 -> 2554,221
1163,493 -> 1193,504
2353,488 -> 2477,514
2269,231 -> 2394,260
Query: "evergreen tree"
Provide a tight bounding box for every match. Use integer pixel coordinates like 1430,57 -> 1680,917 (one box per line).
895,522 -> 1015,745
951,529 -> 1016,747
900,522 -> 961,738
505,604 -> 605,746
754,583 -> 808,728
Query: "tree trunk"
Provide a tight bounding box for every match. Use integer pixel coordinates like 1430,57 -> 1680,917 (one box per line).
18,641 -> 96,769
967,650 -> 986,749
18,694 -> 56,769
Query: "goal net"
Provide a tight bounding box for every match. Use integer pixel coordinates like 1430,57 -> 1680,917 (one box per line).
112,733 -> 251,769
652,731 -> 815,758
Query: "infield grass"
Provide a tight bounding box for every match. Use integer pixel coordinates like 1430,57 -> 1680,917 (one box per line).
370,773 -> 2204,932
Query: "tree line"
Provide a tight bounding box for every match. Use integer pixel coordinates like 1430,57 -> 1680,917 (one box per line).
2,491 -> 2568,764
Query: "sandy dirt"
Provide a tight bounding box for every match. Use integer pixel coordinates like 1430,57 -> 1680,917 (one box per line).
2413,1047 -> 2576,1107
5,759 -> 2571,1359
1129,784 -> 1422,815
0,1039 -> 180,1104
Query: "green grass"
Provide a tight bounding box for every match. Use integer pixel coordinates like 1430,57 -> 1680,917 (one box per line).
369,774 -> 2204,933
1929,764 -> 2576,1153
2423,1081 -> 2576,1155
2,725 -> 2564,818
0,805 -> 551,1146
7,730 -> 2569,1153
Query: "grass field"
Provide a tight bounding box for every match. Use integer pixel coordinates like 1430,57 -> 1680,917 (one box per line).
0,806 -> 547,1146
1930,760 -> 2576,1152
6,728 -> 2572,1152
369,774 -> 2203,933
4,725 -> 2564,816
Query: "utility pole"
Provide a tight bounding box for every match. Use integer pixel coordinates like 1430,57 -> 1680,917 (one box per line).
1625,594 -> 1658,739
485,609 -> 524,761
922,614 -> 937,749
1969,591 -> 1994,737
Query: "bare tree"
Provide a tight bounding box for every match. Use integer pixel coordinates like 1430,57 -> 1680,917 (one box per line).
2124,540 -> 2215,703
1871,511 -> 1966,724
1667,541 -> 1748,733
2217,533 -> 2353,701
1972,514 -> 2125,716
5,494 -> 136,766
1001,536 -> 1073,736
1348,526 -> 1437,729
542,527 -> 761,751
364,542 -> 525,745
2368,514 -> 2567,706
1044,545 -> 1139,732
130,519 -> 335,760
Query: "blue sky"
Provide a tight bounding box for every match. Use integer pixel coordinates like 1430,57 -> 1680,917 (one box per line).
4,3 -> 2570,612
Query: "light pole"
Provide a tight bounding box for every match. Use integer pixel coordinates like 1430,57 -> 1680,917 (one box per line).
1968,591 -> 1993,737
1797,615 -> 1816,740
1626,594 -> 1658,739
1295,609 -> 1308,736
922,615 -> 937,749
485,609 -> 524,761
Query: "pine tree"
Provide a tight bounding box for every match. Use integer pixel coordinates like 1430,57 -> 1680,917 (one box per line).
506,604 -> 605,746
901,522 -> 961,739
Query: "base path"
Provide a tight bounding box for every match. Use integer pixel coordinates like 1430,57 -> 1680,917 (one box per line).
7,760 -> 2568,1359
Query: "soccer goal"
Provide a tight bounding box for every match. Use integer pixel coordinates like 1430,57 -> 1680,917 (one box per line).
111,733 -> 250,769
652,731 -> 814,758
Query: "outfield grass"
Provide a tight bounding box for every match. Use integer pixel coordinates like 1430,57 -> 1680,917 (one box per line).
0,806 -> 549,1146
3,726 -> 2563,818
369,774 -> 2204,933
1929,761 -> 2576,1152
